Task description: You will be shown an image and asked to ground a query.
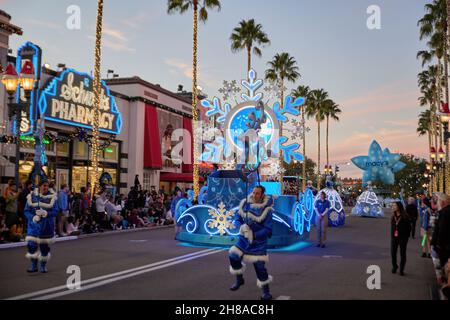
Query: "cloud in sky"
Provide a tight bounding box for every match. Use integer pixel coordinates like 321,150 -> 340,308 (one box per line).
27,19 -> 62,31
164,58 -> 220,89
86,25 -> 135,53
303,82 -> 427,178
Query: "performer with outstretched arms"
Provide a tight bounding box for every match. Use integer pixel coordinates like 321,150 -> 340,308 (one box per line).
228,185 -> 274,300
24,180 -> 58,273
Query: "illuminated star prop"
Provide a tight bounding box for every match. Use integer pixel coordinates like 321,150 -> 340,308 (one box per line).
351,140 -> 406,185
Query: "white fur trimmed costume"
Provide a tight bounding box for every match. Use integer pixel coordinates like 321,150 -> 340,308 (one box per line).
24,188 -> 58,273
228,194 -> 274,297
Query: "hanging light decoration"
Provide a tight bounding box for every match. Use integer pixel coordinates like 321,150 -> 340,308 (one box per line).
91,0 -> 104,195
192,3 -> 200,201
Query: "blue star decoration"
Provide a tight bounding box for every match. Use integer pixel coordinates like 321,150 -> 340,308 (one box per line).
351,140 -> 406,185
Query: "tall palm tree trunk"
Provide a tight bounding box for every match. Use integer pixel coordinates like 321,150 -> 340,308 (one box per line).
192,1 -> 200,201
317,119 -> 321,190
429,129 -> 433,196
444,30 -> 450,193
91,0 -> 104,195
302,107 -> 306,191
247,46 -> 251,73
326,116 -> 329,168
279,78 -> 284,193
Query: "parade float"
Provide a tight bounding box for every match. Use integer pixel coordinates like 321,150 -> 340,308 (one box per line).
351,182 -> 384,217
313,177 -> 345,227
175,70 -> 314,248
350,140 -> 406,218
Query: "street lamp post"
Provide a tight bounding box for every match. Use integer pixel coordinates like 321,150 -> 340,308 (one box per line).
1,62 -> 36,188
430,147 -> 437,193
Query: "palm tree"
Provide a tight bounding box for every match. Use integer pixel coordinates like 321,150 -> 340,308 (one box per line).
230,19 -> 270,73
323,100 -> 341,169
168,0 -> 221,200
265,53 -> 300,189
418,0 -> 448,107
291,85 -> 310,191
265,53 -> 301,108
418,110 -> 433,154
306,89 -> 329,190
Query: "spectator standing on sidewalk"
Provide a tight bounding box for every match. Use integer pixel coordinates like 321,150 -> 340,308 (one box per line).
406,197 -> 418,239
391,201 -> 411,276
5,184 -> 18,228
419,196 -> 432,258
17,180 -> 33,222
57,184 -> 70,236
431,193 -> 450,269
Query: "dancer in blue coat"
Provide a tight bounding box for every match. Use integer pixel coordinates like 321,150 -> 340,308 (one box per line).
24,180 -> 58,273
228,185 -> 274,300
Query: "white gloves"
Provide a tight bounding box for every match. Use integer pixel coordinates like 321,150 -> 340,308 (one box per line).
239,224 -> 253,244
36,209 -> 48,218
32,209 -> 48,223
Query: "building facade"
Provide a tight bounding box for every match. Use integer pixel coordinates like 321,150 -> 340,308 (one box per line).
1,40 -> 201,196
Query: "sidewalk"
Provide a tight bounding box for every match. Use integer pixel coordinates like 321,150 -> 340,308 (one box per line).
0,224 -> 174,250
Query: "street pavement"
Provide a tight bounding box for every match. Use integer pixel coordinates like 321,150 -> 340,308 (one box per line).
0,208 -> 437,300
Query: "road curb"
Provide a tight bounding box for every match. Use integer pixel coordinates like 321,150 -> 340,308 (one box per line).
0,225 -> 174,250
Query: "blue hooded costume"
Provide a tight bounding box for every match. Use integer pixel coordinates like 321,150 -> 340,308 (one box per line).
228,193 -> 274,298
24,188 -> 58,272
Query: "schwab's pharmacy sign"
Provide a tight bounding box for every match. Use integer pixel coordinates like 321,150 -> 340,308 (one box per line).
38,69 -> 122,134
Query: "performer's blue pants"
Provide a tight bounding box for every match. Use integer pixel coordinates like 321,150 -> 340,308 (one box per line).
40,243 -> 50,258
229,253 -> 269,282
27,241 -> 50,259
27,241 -> 38,256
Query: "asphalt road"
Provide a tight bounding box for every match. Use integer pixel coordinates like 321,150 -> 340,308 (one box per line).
0,209 -> 437,300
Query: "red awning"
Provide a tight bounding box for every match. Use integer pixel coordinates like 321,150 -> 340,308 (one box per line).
160,172 -> 204,183
144,104 -> 162,169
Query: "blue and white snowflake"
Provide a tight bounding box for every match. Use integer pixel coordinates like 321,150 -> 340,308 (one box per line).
199,69 -> 305,165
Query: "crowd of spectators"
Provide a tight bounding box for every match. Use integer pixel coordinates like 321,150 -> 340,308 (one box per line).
0,179 -> 190,243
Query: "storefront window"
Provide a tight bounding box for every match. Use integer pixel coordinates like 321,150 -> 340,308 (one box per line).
102,142 -> 118,162
19,160 -> 49,184
101,167 -> 117,186
72,166 -> 90,193
56,141 -> 70,157
74,140 -> 88,159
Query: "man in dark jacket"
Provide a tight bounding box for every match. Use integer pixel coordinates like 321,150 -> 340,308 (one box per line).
405,197 -> 418,239
431,193 -> 450,268
17,180 -> 33,226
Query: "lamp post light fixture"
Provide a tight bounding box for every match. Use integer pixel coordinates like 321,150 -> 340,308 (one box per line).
1,62 -> 36,188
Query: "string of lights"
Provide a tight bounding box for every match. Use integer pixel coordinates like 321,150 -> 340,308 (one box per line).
192,5 -> 200,201
91,0 -> 104,195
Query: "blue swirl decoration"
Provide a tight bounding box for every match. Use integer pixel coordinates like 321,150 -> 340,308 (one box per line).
198,186 -> 208,205
293,189 -> 314,235
176,206 -> 199,233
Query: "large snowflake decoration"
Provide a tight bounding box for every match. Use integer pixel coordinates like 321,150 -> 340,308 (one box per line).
287,119 -> 310,140
261,161 -> 286,177
208,202 -> 236,236
218,80 -> 241,102
199,69 -> 305,165
263,81 -> 279,102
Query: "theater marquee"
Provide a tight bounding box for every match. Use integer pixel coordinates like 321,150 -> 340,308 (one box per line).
38,69 -> 122,134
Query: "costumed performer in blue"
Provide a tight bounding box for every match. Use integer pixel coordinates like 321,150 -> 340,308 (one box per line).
24,179 -> 58,273
228,185 -> 274,300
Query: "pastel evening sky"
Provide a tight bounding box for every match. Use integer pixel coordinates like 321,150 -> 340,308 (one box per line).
2,0 -> 428,178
